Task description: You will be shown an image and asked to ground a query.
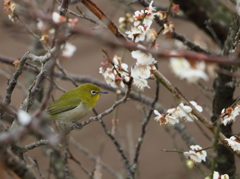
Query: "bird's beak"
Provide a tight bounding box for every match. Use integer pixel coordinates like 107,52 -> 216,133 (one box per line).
98,91 -> 108,94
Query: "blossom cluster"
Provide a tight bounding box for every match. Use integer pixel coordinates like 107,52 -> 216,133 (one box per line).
100,1 -> 160,90
212,171 -> 229,179
204,171 -> 229,179
99,55 -> 130,88
37,12 -> 77,58
220,104 -> 240,126
154,101 -> 202,126
183,145 -> 207,163
169,57 -> 209,83
125,1 -> 156,42
124,1 -> 158,90
4,0 -> 17,22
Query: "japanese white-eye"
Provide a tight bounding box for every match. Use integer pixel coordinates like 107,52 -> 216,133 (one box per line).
47,83 -> 108,123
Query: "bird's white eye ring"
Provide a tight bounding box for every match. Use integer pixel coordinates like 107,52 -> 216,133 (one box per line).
91,90 -> 97,95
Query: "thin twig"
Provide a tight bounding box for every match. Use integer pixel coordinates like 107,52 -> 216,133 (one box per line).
66,147 -> 91,177
56,60 -> 78,87
130,79 -> 160,176
70,137 -> 122,179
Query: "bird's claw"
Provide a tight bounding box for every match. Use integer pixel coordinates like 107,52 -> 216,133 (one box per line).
72,121 -> 82,130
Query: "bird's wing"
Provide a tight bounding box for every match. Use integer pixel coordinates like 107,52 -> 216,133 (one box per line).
47,97 -> 82,115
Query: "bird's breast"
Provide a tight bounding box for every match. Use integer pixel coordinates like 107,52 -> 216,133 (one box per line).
56,102 -> 92,123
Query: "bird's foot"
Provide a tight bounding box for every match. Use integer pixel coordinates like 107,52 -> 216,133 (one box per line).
71,121 -> 82,130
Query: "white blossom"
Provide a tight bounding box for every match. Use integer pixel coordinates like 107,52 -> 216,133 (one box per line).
132,77 -> 149,91
17,110 -> 31,126
190,101 -> 203,112
131,65 -> 151,79
131,50 -> 156,66
52,12 -> 66,23
225,136 -> 240,151
162,22 -> 174,35
99,55 -> 129,88
61,42 -> 77,58
100,67 -> 118,88
143,2 -> 156,27
212,171 -> 229,179
221,104 -> 240,126
133,10 -> 145,26
145,1 -> 156,14
154,109 -> 179,126
184,145 -> 207,163
170,57 -> 209,83
146,29 -> 157,42
125,25 -> 147,42
173,103 -> 197,122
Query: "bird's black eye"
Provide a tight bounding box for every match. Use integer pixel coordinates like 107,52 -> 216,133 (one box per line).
91,90 -> 97,95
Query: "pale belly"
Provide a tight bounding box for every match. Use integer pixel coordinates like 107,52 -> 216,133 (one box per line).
55,103 -> 92,123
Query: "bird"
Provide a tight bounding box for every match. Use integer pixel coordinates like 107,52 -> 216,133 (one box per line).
47,83 -> 108,123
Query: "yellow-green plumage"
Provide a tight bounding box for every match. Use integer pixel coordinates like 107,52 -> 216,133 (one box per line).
47,83 -> 107,123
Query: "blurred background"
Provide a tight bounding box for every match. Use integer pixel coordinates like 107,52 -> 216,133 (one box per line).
0,0 -> 239,178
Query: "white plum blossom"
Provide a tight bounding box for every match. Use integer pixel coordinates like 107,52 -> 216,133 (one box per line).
142,13 -> 155,27
154,110 -> 165,125
52,12 -> 66,23
17,110 -> 32,126
162,21 -> 174,36
190,101 -> 203,112
156,10 -> 167,20
99,55 -> 129,88
133,10 -> 145,26
99,67 -> 122,88
4,0 -> 18,22
131,65 -> 151,79
154,101 -> 202,125
146,28 -> 157,42
174,103 -> 192,117
154,109 -> 179,126
221,104 -> 240,126
145,1 -> 156,14
184,145 -> 207,163
37,20 -> 45,31
132,77 -> 150,91
211,171 -> 229,179
131,50 -> 156,66
170,57 -> 209,83
173,103 -> 196,122
112,55 -> 130,82
132,1 -> 156,27
61,42 -> 77,58
176,101 -> 202,122
143,1 -> 156,27
164,108 -> 180,125
125,25 -> 147,42
131,65 -> 150,91
225,136 -> 240,152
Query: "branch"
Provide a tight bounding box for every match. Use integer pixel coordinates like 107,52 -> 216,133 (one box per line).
81,0 -> 127,40
0,148 -> 36,179
153,70 -> 240,158
130,79 -> 160,175
20,140 -> 48,153
70,137 -> 121,179
59,0 -> 71,16
0,51 -> 30,119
